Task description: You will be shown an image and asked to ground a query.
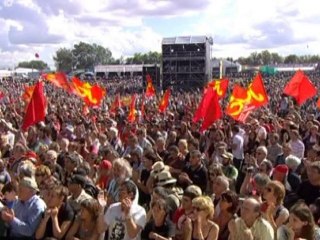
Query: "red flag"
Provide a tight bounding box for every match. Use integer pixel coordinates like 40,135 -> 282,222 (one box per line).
159,89 -> 171,113
226,74 -> 269,122
71,77 -> 105,106
84,85 -> 106,107
145,74 -> 156,98
43,72 -> 71,92
248,73 -> 268,107
110,93 -> 121,113
200,88 -> 222,132
22,81 -> 46,131
193,88 -> 214,123
208,78 -> 229,98
226,85 -> 251,122
284,70 -> 317,105
128,94 -> 137,123
0,91 -> 4,100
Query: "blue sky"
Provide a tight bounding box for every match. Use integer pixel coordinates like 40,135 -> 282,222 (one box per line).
0,0 -> 319,68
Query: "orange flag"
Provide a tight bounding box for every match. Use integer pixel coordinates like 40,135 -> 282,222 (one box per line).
208,78 -> 229,98
128,94 -> 137,123
22,84 -> 35,103
22,81 -> 46,131
43,72 -> 70,92
200,88 -> 222,132
145,74 -> 156,98
283,70 -> 317,105
226,74 -> 268,122
71,77 -> 105,106
159,89 -> 171,113
110,93 -> 121,113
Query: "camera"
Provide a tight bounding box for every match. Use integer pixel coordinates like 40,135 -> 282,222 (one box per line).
245,166 -> 254,173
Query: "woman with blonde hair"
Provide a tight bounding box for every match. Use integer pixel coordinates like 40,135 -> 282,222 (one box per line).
184,196 -> 219,240
262,180 -> 289,232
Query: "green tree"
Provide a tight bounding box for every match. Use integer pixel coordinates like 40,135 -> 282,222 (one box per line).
284,54 -> 299,64
125,51 -> 161,64
17,60 -> 48,70
260,50 -> 272,65
248,52 -> 261,66
271,53 -> 283,64
53,48 -> 73,72
53,42 -> 115,72
92,43 -> 115,65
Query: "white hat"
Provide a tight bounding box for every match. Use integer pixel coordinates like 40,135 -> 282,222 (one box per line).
151,161 -> 170,177
156,170 -> 177,186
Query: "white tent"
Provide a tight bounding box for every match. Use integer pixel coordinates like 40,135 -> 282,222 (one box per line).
0,70 -> 12,78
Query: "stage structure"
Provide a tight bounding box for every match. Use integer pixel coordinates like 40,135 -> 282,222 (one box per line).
162,36 -> 213,90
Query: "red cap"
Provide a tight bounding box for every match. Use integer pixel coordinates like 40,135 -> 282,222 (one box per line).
23,151 -> 38,161
274,164 -> 289,174
100,160 -> 112,170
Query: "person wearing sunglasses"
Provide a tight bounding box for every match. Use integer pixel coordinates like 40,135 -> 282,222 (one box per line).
183,196 -> 219,240
141,198 -> 175,240
213,190 -> 239,240
262,180 -> 289,234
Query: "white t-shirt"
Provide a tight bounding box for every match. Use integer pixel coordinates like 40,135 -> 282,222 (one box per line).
232,133 -> 244,159
256,126 -> 267,142
105,202 -> 146,240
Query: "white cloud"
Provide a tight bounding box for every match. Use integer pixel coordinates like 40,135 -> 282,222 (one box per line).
0,0 -> 319,68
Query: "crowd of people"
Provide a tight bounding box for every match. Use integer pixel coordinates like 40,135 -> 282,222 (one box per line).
0,70 -> 319,240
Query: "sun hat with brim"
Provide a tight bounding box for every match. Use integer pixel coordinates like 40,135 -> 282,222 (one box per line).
19,177 -> 39,191
156,170 -> 177,186
216,141 -> 227,149
221,152 -> 233,160
151,161 -> 170,177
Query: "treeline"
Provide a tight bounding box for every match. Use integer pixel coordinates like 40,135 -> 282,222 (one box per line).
16,43 -> 320,72
232,50 -> 320,66
53,42 -> 161,72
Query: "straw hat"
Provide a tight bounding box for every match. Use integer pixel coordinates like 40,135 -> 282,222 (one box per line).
150,161 -> 170,177
156,170 -> 177,186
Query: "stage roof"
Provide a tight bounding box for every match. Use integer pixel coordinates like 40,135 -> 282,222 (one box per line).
162,36 -> 212,45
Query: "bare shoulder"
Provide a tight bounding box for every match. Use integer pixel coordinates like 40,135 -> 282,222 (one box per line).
208,220 -> 219,232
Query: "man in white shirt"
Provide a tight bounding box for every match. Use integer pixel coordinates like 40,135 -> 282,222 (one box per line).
98,180 -> 146,240
289,129 -> 305,160
231,125 -> 244,170
252,119 -> 267,144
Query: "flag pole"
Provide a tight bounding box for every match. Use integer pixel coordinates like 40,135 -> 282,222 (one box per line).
219,59 -> 223,79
